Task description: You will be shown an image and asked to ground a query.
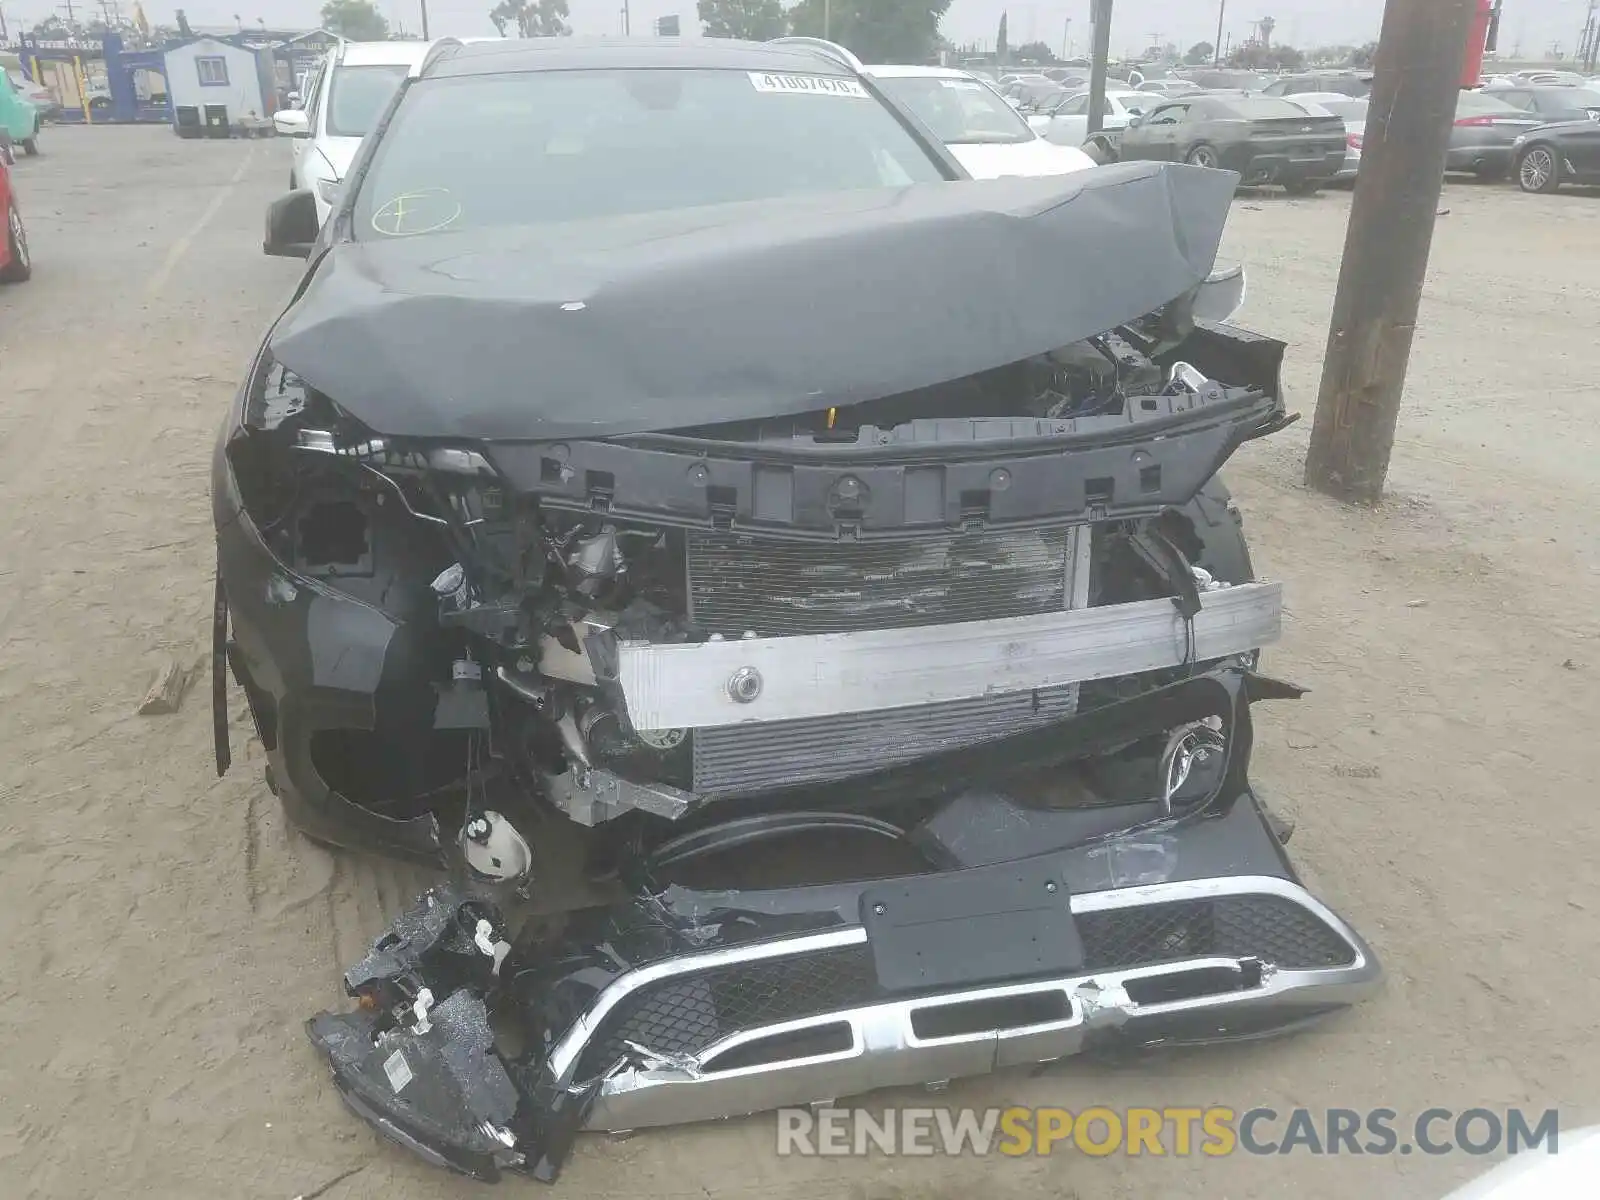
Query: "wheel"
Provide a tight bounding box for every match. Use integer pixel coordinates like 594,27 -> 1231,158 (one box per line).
1,201 -> 33,283
1473,163 -> 1506,182
1185,143 -> 1220,168
21,122 -> 38,156
1284,179 -> 1321,196
1516,145 -> 1560,193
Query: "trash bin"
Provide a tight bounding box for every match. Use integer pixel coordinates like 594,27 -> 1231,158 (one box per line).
174,105 -> 202,138
203,103 -> 230,138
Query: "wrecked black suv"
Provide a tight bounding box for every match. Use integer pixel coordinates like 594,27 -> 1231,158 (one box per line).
214,36 -> 1379,1184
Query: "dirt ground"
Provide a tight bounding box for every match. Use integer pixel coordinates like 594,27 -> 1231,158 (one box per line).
0,127 -> 1595,1200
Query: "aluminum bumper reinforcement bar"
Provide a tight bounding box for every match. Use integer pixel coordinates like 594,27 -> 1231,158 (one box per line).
617,581 -> 1282,731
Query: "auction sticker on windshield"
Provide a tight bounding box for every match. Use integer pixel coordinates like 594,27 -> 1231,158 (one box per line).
748,72 -> 869,97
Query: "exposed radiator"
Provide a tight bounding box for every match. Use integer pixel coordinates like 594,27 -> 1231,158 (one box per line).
686,527 -> 1073,636
687,525 -> 1091,794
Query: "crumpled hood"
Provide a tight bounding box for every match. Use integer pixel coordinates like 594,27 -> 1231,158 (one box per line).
268,160 -> 1238,441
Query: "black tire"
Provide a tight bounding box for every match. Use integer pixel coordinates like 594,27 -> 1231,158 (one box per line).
1473,163 -> 1506,182
1,201 -> 33,284
1284,179 -> 1321,196
1516,145 -> 1560,193
21,122 -> 38,156
1185,143 -> 1220,168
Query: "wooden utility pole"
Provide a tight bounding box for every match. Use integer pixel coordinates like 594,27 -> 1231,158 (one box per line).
1303,0 -> 1478,505
1085,0 -> 1113,135
419,0 -> 429,39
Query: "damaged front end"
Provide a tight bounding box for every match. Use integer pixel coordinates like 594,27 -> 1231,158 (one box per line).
211,163 -> 1378,1178
304,670 -> 1380,1182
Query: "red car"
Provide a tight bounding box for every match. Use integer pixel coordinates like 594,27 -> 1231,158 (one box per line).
1,149 -> 31,284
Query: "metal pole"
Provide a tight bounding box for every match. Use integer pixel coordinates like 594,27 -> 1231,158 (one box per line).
823,0 -> 830,40
419,0 -> 428,39
1303,0 -> 1479,505
1085,0 -> 1112,135
1213,0 -> 1226,64
1061,16 -> 1070,58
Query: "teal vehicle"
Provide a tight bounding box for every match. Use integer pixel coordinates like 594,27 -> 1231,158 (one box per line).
0,70 -> 39,157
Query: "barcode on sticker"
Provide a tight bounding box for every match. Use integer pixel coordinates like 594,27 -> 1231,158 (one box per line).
384,1049 -> 414,1093
748,72 -> 868,98
940,79 -> 988,91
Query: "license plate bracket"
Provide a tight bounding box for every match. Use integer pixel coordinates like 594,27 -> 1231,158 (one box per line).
860,858 -> 1084,993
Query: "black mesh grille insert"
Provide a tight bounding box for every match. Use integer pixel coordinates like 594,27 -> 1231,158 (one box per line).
1078,895 -> 1356,973
686,527 -> 1071,636
577,945 -> 883,1079
572,893 -> 1355,1079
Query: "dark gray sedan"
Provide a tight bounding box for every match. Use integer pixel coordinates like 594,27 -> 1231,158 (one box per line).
1446,90 -> 1550,178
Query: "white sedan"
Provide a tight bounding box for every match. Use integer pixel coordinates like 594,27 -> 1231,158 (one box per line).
273,39 -> 434,225
1033,89 -> 1154,146
868,65 -> 1096,178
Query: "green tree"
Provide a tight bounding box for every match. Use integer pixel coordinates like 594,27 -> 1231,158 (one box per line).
1182,42 -> 1214,65
996,9 -> 1008,63
1014,39 -> 1056,63
697,0 -> 785,40
488,0 -> 572,36
787,0 -> 951,62
321,0 -> 390,40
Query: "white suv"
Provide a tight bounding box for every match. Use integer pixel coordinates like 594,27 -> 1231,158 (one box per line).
866,64 -> 1096,178
273,39 -> 434,225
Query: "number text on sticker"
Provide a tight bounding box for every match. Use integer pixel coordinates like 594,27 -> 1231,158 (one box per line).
748,72 -> 869,98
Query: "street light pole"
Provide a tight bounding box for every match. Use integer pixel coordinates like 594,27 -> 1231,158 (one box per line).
419,0 -> 428,39
1214,0 -> 1226,65
824,0 -> 830,40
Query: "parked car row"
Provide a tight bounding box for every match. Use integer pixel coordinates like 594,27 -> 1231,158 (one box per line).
1281,83 -> 1600,193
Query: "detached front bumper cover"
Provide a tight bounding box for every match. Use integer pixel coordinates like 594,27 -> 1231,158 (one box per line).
305,681 -> 1382,1183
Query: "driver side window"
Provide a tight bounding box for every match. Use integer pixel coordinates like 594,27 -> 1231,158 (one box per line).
1147,105 -> 1187,125
1059,94 -> 1088,116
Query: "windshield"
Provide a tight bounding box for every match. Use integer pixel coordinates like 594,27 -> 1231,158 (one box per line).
875,74 -> 1033,144
353,69 -> 949,239
325,63 -> 409,138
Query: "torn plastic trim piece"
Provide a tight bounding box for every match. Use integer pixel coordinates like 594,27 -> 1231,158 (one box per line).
616,581 -> 1281,731
540,872 -> 1372,1088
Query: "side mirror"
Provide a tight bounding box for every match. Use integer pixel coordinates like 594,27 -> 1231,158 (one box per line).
273,108 -> 310,138
264,189 -> 319,259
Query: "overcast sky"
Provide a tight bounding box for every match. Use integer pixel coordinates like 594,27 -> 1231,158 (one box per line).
16,0 -> 1595,62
